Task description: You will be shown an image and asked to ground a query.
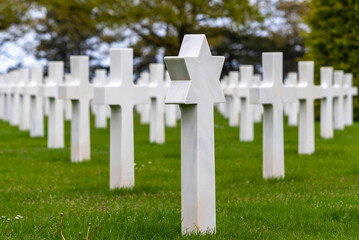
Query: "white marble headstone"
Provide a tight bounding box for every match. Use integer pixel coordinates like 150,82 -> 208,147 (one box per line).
42,62 -> 65,148
92,69 -> 108,129
27,66 -> 44,137
250,52 -> 296,179
18,69 -> 31,131
297,61 -> 323,154
164,34 -> 225,234
252,74 -> 263,123
343,73 -> 357,126
149,63 -> 165,144
136,72 -> 150,124
237,66 -> 254,141
3,73 -> 12,122
0,76 -> 4,120
284,72 -> 299,126
226,71 -> 240,126
164,71 -> 177,127
333,70 -> 345,130
10,71 -> 21,126
94,48 -> 148,189
59,56 -> 93,162
320,67 -> 335,139
64,74 -> 72,121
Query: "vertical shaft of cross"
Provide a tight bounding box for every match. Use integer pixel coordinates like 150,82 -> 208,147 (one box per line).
263,103 -> 284,178
228,71 -> 239,127
180,103 -> 215,234
150,97 -> 164,143
320,67 -> 334,139
239,66 -> 254,141
30,96 -> 43,137
333,70 -> 344,130
149,64 -> 165,144
299,100 -> 315,153
110,105 -> 135,189
48,97 -> 64,148
71,99 -> 90,161
240,97 -> 253,141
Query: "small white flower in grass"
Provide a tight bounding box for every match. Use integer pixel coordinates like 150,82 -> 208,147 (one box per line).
141,164 -> 144,167
148,161 -> 152,164
1,216 -> 5,219
15,217 -> 19,220
7,218 -> 10,221
17,215 -> 23,219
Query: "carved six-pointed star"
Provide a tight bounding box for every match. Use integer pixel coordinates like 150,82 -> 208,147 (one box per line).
164,34 -> 225,105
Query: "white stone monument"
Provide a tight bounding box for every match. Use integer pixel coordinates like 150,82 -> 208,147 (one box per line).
250,52 -> 296,179
64,74 -> 72,121
320,67 -> 335,139
284,72 -> 299,126
27,66 -> 44,137
10,71 -> 21,126
149,63 -> 165,144
94,48 -> 148,189
297,61 -> 323,154
18,69 -> 31,131
343,73 -> 357,126
226,71 -> 240,126
252,74 -> 263,123
333,70 -> 345,130
92,69 -> 108,129
164,34 -> 224,234
3,73 -> 12,122
59,56 -> 93,162
164,71 -> 177,127
0,76 -> 4,120
136,72 -> 150,124
237,66 -> 254,141
42,62 -> 64,148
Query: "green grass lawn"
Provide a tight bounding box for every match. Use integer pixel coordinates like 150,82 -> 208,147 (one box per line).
0,110 -> 359,239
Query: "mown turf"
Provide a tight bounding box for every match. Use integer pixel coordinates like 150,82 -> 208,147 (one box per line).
0,110 -> 358,239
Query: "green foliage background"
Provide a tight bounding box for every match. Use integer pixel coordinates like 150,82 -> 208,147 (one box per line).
305,0 -> 359,119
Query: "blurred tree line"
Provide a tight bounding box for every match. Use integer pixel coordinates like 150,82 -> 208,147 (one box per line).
304,0 -> 359,119
0,0 -> 309,76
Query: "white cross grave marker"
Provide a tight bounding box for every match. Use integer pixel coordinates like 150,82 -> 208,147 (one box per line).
343,73 -> 357,126
284,72 -> 299,126
18,69 -> 31,131
333,70 -> 345,130
149,63 -> 165,144
59,56 -> 93,162
64,74 -> 72,121
0,76 -> 4,120
10,71 -> 21,126
250,52 -> 296,179
297,61 -> 323,154
27,66 -> 44,137
94,48 -> 148,189
226,71 -> 240,126
320,67 -> 335,139
164,34 -> 225,234
165,71 -> 177,127
42,62 -> 65,148
252,74 -> 263,123
3,73 -> 11,122
93,69 -> 108,129
237,65 -> 254,141
136,72 -> 150,124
